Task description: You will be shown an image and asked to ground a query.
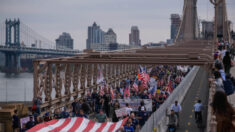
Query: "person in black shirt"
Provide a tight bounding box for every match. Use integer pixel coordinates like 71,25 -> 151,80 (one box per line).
26,116 -> 35,130
12,110 -> 19,132
103,92 -> 111,117
92,89 -> 99,113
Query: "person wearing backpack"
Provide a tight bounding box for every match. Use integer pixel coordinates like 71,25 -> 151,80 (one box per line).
223,74 -> 235,96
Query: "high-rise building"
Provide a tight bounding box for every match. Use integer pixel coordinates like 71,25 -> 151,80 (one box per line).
129,26 -> 141,46
170,14 -> 181,40
55,32 -> 73,50
104,28 -> 117,44
86,22 -> 105,49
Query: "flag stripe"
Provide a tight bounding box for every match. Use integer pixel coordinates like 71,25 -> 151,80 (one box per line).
68,117 -> 84,132
96,122 -> 107,132
112,118 -> 128,132
83,120 -> 96,132
49,118 -> 71,132
26,119 -> 59,132
60,117 -> 77,132
107,122 -> 117,132
75,118 -> 90,132
101,122 -> 112,132
89,122 -> 101,132
37,119 -> 65,132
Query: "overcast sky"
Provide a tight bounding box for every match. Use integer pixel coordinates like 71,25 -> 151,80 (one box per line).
0,0 -> 234,50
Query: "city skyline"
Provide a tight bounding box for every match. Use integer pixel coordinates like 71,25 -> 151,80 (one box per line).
0,0 -> 235,50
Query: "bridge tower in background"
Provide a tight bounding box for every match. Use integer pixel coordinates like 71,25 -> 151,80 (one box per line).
216,0 -> 231,42
175,0 -> 200,42
5,19 -> 21,73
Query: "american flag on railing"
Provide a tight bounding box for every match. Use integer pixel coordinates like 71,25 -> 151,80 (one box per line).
27,117 -> 128,132
110,84 -> 115,99
124,82 -> 130,98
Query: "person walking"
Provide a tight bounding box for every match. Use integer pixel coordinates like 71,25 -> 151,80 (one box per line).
12,110 -> 19,132
171,101 -> 181,127
223,51 -> 232,74
194,100 -> 203,123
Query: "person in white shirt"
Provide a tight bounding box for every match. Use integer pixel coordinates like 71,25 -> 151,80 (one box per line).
125,103 -> 133,116
171,101 -> 181,127
194,100 -> 203,122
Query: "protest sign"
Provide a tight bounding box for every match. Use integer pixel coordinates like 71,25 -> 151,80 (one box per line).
114,99 -> 152,111
115,108 -> 128,117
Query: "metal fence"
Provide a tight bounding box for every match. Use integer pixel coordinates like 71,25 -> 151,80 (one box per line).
140,66 -> 200,132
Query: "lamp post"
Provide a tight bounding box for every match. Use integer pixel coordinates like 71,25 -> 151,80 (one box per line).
210,0 -> 223,51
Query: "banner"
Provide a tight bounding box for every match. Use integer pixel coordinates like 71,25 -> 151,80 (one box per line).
114,99 -> 152,111
115,107 -> 128,117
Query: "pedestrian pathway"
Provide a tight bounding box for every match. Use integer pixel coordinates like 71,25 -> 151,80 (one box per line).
177,67 -> 208,132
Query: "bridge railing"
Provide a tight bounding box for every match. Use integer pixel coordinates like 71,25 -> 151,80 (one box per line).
206,79 -> 217,132
140,66 -> 200,132
34,60 -> 141,114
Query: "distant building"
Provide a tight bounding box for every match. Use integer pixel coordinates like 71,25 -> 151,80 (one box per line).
56,32 -> 73,50
170,14 -> 181,40
129,26 -> 141,46
201,21 -> 214,40
143,42 -> 166,47
86,22 -> 105,49
104,28 -> 117,44
90,43 -> 140,51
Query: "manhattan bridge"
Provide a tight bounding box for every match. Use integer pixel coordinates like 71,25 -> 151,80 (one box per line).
0,19 -> 80,73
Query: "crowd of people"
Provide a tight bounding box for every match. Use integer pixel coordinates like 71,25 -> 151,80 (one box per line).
211,40 -> 235,131
12,65 -> 190,132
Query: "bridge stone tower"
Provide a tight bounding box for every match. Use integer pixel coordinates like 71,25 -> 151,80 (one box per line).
176,0 -> 200,41
5,19 -> 21,73
216,0 -> 231,41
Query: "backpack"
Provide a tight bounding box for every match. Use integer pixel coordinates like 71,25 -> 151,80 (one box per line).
32,104 -> 37,111
223,79 -> 235,96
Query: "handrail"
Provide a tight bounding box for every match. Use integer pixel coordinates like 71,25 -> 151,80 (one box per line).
206,79 -> 217,132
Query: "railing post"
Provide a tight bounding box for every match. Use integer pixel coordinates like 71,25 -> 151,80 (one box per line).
45,63 -> 52,102
87,64 -> 92,88
93,64 -> 97,89
72,64 -> 79,99
55,64 -> 62,98
33,61 -> 39,99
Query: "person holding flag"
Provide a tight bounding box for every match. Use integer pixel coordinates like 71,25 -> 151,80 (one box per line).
133,78 -> 139,92
124,81 -> 131,99
110,84 -> 115,99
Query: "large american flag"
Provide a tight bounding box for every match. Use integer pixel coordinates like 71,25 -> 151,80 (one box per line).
27,117 -> 128,132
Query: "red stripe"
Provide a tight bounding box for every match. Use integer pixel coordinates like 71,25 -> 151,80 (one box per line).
26,119 -> 59,132
49,118 -> 71,132
95,122 -> 107,132
82,120 -> 95,132
107,122 -> 117,132
119,117 -> 128,130
68,117 -> 84,132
